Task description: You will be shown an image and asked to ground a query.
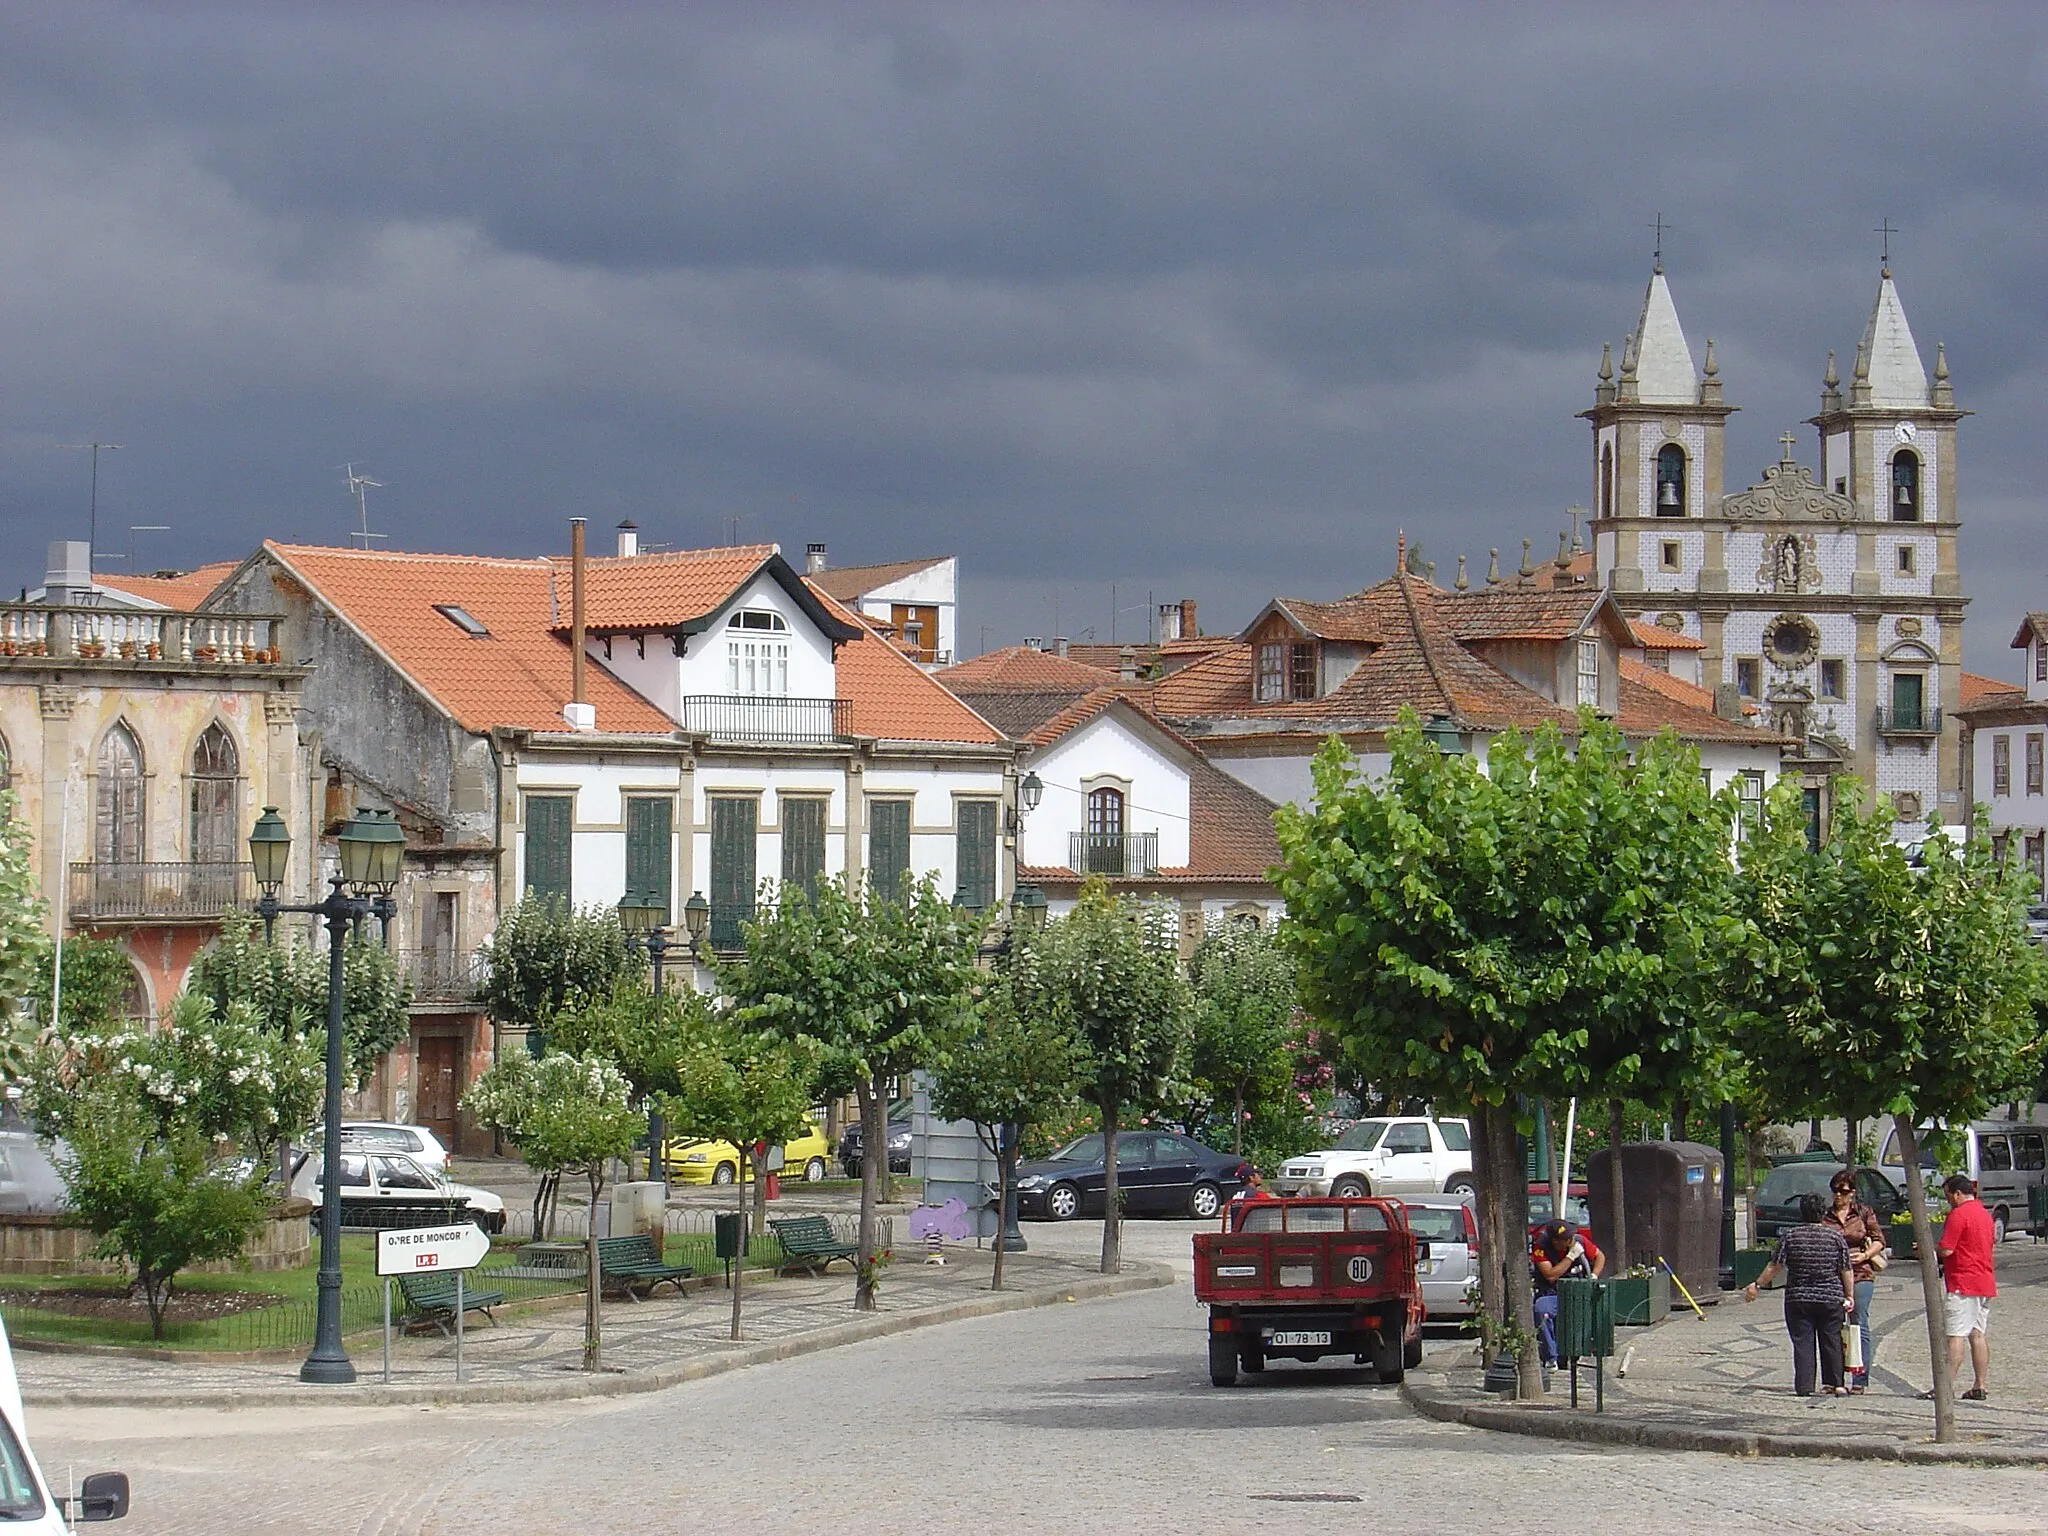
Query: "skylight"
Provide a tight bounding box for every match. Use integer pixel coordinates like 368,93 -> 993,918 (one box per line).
433,604 -> 490,637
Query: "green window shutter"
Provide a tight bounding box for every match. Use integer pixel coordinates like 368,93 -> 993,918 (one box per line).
525,795 -> 574,908
780,797 -> 826,899
955,800 -> 996,910
709,797 -> 758,947
624,797 -> 674,919
868,799 -> 911,902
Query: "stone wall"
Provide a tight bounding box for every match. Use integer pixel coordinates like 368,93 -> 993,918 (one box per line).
0,1199 -> 312,1276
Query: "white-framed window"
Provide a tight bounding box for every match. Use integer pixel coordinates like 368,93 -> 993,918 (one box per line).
1737,770 -> 1765,835
1992,734 -> 2011,797
1576,638 -> 1600,707
726,609 -> 790,696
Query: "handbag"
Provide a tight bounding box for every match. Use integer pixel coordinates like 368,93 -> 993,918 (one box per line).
1868,1248 -> 1889,1273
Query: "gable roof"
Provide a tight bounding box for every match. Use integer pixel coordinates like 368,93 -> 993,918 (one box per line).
1240,596 -> 1388,645
93,562 -> 240,610
1960,670 -> 2023,710
1617,657 -> 1779,745
807,556 -> 949,602
556,546 -> 860,642
1017,755 -> 1281,886
803,586 -> 1004,745
937,646 -> 1116,690
1630,617 -> 1706,651
1441,585 -> 1614,642
2009,614 -> 2048,651
260,543 -> 673,735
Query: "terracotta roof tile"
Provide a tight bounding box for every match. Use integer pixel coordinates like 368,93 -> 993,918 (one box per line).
1261,597 -> 1387,644
937,646 -> 1117,689
1617,658 -> 1783,744
550,545 -> 779,630
1517,549 -> 1597,590
946,688 -> 1100,740
805,586 -> 1005,745
264,543 -> 673,735
1629,618 -> 1706,651
807,557 -> 948,601
94,563 -> 240,610
1960,670 -> 2024,709
1440,586 -> 1601,641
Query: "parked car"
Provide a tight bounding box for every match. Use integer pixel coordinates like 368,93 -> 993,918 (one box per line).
311,1122 -> 451,1174
1876,1119 -> 2048,1243
1276,1117 -> 1474,1198
663,1118 -> 833,1185
1752,1162 -> 1903,1244
1016,1132 -> 1251,1220
299,1149 -> 507,1233
838,1102 -> 912,1178
1400,1197 -> 1478,1320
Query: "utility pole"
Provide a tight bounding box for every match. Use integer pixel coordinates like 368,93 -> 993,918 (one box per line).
57,443 -> 121,567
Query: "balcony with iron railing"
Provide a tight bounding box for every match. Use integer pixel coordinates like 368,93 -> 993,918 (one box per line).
0,605 -> 287,667
673,695 -> 852,746
1068,830 -> 1161,877
1874,704 -> 1943,738
67,861 -> 255,923
400,949 -> 486,1004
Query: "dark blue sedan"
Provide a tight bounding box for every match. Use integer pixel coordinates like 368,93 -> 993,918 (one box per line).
1015,1131 -> 1252,1221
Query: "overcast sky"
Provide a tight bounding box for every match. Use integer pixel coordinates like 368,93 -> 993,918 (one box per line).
3,3 -> 2043,671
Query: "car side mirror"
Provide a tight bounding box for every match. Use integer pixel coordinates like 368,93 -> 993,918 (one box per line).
75,1471 -> 130,1522
1414,1239 -> 1431,1262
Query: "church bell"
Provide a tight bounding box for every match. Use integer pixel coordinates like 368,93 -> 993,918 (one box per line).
1659,479 -> 1680,508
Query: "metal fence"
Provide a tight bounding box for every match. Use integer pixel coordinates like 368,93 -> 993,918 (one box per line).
1068,830 -> 1161,877
673,694 -> 851,746
1873,704 -> 1942,736
67,861 -> 255,921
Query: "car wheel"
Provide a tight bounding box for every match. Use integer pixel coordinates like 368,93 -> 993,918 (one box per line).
1444,1175 -> 1475,1195
1239,1341 -> 1266,1374
1208,1333 -> 1238,1387
1993,1207 -> 2009,1244
1373,1332 -> 1405,1385
1188,1181 -> 1223,1220
1046,1183 -> 1080,1221
1331,1175 -> 1369,1199
1404,1335 -> 1424,1370
711,1162 -> 737,1186
803,1156 -> 827,1183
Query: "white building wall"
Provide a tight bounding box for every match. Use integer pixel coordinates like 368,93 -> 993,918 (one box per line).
1876,535 -> 1936,598
1019,712 -> 1193,870
678,572 -> 839,699
1209,752 -> 1323,810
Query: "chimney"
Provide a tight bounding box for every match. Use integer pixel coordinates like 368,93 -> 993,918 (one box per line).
1022,636 -> 1042,652
1054,637 -> 1069,658
1118,645 -> 1137,682
805,543 -> 828,575
615,519 -> 639,558
564,518 -> 595,731
1156,603 -> 1182,642
43,541 -> 92,606
1179,598 -> 1197,638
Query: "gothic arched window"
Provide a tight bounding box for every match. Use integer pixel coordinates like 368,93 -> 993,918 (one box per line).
1600,443 -> 1614,519
95,722 -> 146,865
1891,451 -> 1921,522
1655,445 -> 1688,517
188,723 -> 240,864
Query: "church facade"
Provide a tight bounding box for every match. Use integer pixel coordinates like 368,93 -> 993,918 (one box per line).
1585,265 -> 1967,834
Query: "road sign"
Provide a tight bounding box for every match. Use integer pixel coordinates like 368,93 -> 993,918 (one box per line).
376,1223 -> 490,1277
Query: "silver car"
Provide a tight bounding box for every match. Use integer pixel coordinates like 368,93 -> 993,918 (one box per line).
1401,1197 -> 1478,1320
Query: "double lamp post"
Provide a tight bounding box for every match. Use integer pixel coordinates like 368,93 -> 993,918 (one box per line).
616,889 -> 711,1182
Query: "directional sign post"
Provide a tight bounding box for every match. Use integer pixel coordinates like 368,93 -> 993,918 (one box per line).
376,1224 -> 490,1383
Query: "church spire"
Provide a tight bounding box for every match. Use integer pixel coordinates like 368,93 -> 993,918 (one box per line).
1855,269 -> 1929,409
1628,268 -> 1699,406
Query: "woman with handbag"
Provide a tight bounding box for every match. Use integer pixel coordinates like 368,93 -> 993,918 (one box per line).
1825,1170 -> 1888,1393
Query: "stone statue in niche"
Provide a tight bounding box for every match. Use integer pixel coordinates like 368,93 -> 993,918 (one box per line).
1755,530 -> 1820,595
1775,538 -> 1801,593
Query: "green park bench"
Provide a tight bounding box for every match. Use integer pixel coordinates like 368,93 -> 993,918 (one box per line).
397,1272 -> 505,1336
768,1215 -> 860,1277
597,1233 -> 695,1300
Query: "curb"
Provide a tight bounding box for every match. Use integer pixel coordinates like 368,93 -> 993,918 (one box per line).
1400,1377 -> 2048,1468
25,1262 -> 1176,1411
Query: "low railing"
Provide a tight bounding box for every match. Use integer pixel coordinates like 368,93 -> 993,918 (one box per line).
67,861 -> 254,921
0,604 -> 285,665
402,949 -> 485,1003
1068,830 -> 1161,877
674,695 -> 851,746
1874,705 -> 1943,737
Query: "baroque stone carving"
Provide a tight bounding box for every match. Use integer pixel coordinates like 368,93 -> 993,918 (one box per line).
1764,613 -> 1820,670
1895,616 -> 1923,639
1756,532 -> 1822,596
1720,460 -> 1855,523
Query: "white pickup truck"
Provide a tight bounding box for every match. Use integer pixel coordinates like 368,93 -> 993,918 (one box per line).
1276,1117 -> 1474,1198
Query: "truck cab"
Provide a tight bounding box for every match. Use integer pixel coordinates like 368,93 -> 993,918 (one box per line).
1192,1196 -> 1426,1386
0,1319 -> 128,1530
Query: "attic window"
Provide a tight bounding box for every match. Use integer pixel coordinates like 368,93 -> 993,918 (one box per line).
728,609 -> 788,632
433,604 -> 489,638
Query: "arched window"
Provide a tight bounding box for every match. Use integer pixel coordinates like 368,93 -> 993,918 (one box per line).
1655,445 -> 1688,517
120,962 -> 152,1026
1084,787 -> 1125,875
1891,451 -> 1920,521
1600,443 -> 1614,519
725,609 -> 790,696
188,723 -> 240,864
95,722 -> 146,864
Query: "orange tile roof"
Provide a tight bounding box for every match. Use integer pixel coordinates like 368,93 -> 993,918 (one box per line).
1257,597 -> 1388,644
938,646 -> 1117,689
1629,617 -> 1706,651
1960,670 -> 2023,708
1617,658 -> 1781,744
551,545 -> 779,630
807,557 -> 948,602
264,543 -> 673,735
805,586 -> 1005,745
94,562 -> 240,610
1440,586 -> 1602,641
1517,548 -> 1597,590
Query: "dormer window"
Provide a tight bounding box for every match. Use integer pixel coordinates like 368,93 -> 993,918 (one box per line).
1576,637 -> 1600,707
1891,451 -> 1920,521
727,608 -> 789,696
728,609 -> 788,632
1256,640 -> 1316,703
1655,445 -> 1688,517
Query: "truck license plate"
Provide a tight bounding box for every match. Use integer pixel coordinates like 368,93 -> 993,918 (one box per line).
1269,1330 -> 1332,1347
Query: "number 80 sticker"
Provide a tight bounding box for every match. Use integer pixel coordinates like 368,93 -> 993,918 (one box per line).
1347,1255 -> 1373,1283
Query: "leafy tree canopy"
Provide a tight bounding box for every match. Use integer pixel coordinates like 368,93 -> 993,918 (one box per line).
185,922 -> 409,1088
474,897 -> 632,1041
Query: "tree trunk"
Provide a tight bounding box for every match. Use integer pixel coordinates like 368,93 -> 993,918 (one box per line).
1232,1084 -> 1245,1156
854,1077 -> 882,1311
1893,1115 -> 1955,1443
1100,1101 -> 1122,1275
1672,1096 -> 1690,1144
1606,1099 -> 1630,1274
1470,1099 -> 1504,1334
142,1269 -> 168,1341
583,1168 -> 602,1371
749,1139 -> 767,1238
1485,1105 -> 1540,1398
980,1123 -> 1009,1292
731,1146 -> 747,1341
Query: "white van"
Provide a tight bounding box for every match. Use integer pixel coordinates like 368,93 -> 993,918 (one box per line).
0,1317 -> 128,1530
1876,1119 -> 2048,1243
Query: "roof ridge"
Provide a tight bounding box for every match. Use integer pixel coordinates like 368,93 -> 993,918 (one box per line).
1393,566 -> 1459,720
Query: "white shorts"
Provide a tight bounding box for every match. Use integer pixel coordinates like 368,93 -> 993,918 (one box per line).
1942,1293 -> 1991,1339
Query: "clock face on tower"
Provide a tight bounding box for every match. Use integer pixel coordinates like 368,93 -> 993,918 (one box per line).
1894,421 -> 1917,444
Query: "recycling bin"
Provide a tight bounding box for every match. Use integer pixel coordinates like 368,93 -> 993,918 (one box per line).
1587,1140 -> 1724,1307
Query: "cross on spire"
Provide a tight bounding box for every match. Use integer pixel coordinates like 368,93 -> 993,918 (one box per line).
1650,212 -> 1670,273
1875,216 -> 1898,275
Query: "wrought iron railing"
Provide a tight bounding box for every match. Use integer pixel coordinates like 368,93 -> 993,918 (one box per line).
402,949 -> 485,1003
674,695 -> 851,745
1068,830 -> 1161,877
67,861 -> 254,921
0,604 -> 285,665
1874,704 -> 1942,737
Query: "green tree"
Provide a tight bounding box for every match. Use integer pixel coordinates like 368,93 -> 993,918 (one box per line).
1014,880 -> 1191,1275
930,953 -> 1088,1289
186,923 -> 410,1089
1274,713 -> 1737,1397
720,878 -> 982,1310
464,1051 -> 641,1369
34,936 -> 136,1033
1729,783 -> 2048,1441
549,981 -> 711,1180
1187,921 -> 1298,1155
475,897 -> 632,1056
661,1012 -> 815,1337
0,791 -> 51,1078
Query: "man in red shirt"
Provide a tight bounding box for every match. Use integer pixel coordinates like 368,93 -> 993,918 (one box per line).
1936,1174 -> 1996,1401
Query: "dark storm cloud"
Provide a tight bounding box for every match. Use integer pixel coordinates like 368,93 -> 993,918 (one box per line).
1,2 -> 2044,668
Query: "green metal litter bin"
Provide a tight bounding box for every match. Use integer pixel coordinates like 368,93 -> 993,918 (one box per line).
714,1211 -> 747,1260
2028,1183 -> 2048,1240
1554,1277 -> 1613,1411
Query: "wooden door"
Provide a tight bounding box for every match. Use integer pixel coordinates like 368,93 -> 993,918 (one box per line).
415,1036 -> 462,1146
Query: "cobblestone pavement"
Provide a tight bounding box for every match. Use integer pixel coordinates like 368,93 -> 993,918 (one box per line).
24,1219 -> 2048,1535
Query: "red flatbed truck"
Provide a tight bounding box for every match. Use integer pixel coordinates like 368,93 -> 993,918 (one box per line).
1192,1196 -> 1428,1386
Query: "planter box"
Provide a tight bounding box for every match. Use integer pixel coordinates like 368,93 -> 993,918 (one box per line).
1607,1268 -> 1671,1326
1731,1248 -> 1776,1290
1888,1220 -> 1940,1259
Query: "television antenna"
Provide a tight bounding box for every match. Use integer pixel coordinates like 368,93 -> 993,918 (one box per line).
57,442 -> 121,566
96,525 -> 171,569
338,464 -> 386,547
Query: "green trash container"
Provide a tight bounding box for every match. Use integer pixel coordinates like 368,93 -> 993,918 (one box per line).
1554,1277 -> 1613,1411
2028,1184 -> 2048,1240
714,1211 -> 747,1260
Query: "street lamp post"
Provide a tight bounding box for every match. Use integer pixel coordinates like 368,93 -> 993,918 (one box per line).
248,804 -> 405,1385
618,892 -> 674,1183
991,883 -> 1048,1253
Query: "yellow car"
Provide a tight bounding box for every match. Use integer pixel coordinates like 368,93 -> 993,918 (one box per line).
662,1118 -> 833,1185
